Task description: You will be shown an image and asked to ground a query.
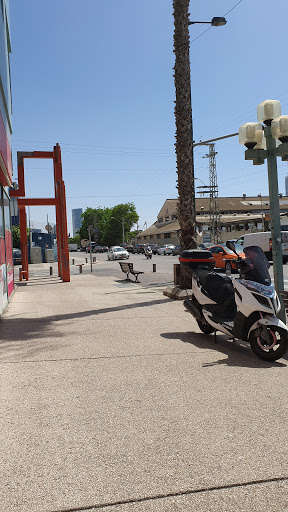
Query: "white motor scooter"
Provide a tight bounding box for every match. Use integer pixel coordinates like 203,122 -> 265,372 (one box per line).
179,242 -> 288,362
145,246 -> 153,259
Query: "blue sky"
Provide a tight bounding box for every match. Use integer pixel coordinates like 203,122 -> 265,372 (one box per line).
10,0 -> 288,234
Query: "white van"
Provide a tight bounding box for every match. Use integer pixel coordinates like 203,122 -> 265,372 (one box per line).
233,231 -> 288,263
68,243 -> 78,252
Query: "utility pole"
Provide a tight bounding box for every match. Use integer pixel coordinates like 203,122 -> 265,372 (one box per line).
208,144 -> 221,243
198,143 -> 221,244
122,216 -> 125,244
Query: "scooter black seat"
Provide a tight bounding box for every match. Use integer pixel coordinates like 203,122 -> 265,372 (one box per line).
197,270 -> 236,307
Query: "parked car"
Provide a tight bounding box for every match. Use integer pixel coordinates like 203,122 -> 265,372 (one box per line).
198,243 -> 210,250
94,245 -> 104,253
207,244 -> 245,273
126,245 -> 135,253
102,246 -> 109,252
13,248 -> 22,265
172,245 -> 182,256
157,244 -> 175,255
133,244 -> 146,254
107,246 -> 129,260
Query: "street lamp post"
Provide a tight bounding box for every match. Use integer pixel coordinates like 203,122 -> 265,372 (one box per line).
188,17 -> 227,26
111,216 -> 125,244
239,99 -> 288,322
88,224 -> 93,272
188,16 -> 227,226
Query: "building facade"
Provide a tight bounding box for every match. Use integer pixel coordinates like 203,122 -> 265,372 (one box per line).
0,0 -> 13,315
137,196 -> 288,246
72,208 -> 83,237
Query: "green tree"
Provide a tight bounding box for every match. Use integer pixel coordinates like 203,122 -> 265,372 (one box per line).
78,203 -> 139,247
78,207 -> 110,245
68,234 -> 81,245
12,225 -> 21,248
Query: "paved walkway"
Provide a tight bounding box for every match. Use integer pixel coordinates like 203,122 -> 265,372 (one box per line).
1,264 -> 288,511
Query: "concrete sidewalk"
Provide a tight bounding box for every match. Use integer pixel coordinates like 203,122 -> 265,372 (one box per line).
1,267 -> 288,512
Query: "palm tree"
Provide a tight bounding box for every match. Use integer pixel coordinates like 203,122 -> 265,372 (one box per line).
173,0 -> 196,253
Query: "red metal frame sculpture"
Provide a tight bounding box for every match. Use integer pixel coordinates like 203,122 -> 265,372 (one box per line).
10,143 -> 70,282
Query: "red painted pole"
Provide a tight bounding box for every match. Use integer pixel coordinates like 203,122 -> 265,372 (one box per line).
19,206 -> 29,280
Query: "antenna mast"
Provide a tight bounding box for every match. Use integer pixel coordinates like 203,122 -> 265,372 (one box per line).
208,144 -> 221,243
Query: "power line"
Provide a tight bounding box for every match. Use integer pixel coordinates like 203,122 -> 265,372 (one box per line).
17,167 -> 172,172
66,193 -> 177,199
12,139 -> 174,154
223,0 -> 245,17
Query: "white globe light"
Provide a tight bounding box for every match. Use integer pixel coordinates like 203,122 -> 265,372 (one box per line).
271,115 -> 288,143
257,100 -> 281,124
239,122 -> 264,149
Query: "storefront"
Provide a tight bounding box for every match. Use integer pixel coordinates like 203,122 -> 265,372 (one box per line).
0,188 -> 13,313
0,0 -> 13,315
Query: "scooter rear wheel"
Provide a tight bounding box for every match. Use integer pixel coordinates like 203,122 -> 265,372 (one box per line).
197,318 -> 214,335
249,326 -> 288,361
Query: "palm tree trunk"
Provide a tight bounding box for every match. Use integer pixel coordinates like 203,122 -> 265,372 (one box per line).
173,0 -> 196,288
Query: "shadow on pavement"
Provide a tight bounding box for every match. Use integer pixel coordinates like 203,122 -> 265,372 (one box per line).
161,331 -> 287,369
0,298 -> 172,344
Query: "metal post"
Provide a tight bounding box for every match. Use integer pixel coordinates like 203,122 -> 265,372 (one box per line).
264,126 -> 285,322
153,263 -> 156,273
50,266 -> 53,276
122,216 -> 125,244
88,225 -> 93,272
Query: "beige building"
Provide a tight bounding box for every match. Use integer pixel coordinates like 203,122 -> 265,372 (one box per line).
136,196 -> 288,246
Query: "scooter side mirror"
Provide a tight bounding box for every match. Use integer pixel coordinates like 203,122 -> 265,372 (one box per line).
226,240 -> 238,256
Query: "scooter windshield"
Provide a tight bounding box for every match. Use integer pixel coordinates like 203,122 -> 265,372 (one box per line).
242,246 -> 271,286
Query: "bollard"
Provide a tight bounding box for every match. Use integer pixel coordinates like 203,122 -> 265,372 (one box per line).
93,256 -> 96,262
173,264 -> 181,285
19,268 -> 21,280
72,258 -> 75,265
79,265 -> 82,273
85,258 -> 88,263
153,263 -> 156,272
50,266 -> 53,276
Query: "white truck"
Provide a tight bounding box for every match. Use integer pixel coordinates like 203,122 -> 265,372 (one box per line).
234,231 -> 288,264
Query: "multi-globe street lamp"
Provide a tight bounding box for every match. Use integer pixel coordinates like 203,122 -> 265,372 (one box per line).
239,99 -> 288,321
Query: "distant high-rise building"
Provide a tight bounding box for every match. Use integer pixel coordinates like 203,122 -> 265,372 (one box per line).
285,176 -> 288,196
72,208 -> 83,237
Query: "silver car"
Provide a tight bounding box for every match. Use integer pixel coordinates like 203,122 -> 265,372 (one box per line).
157,244 -> 175,255
107,246 -> 129,260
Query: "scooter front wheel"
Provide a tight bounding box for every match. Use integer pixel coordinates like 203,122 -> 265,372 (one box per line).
249,326 -> 288,361
197,318 -> 214,335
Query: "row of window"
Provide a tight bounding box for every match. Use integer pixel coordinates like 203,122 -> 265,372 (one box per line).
140,232 -> 176,241
158,215 -> 178,223
158,211 -> 273,223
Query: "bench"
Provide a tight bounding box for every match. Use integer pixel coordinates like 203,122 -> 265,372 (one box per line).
119,262 -> 144,283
